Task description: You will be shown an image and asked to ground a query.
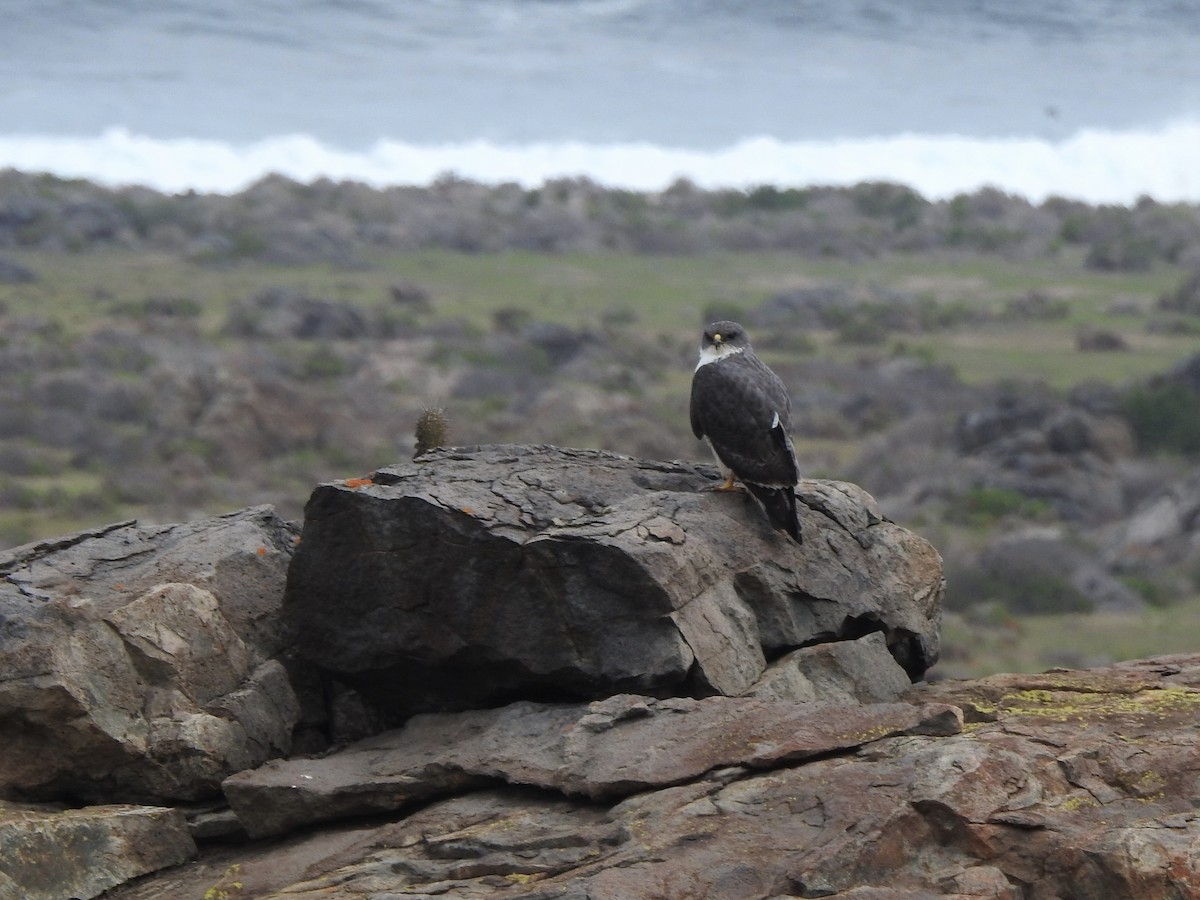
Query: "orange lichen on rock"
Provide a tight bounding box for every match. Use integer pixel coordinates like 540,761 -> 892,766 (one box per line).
343,477 -> 374,489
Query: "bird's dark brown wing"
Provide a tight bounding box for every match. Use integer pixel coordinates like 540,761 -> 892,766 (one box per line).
690,351 -> 798,487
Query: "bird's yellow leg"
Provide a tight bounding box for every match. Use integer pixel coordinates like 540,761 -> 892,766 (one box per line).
701,471 -> 743,492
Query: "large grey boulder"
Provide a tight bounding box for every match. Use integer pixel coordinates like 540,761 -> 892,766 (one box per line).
0,803 -> 195,900
282,445 -> 943,719
0,506 -> 302,803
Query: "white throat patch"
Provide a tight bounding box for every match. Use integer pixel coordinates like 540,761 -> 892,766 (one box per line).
695,342 -> 746,371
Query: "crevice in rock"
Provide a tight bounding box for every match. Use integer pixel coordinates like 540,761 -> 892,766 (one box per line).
115,627 -> 177,687
0,519 -> 137,575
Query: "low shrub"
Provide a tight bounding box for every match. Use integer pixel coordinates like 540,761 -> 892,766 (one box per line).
1123,382 -> 1200,454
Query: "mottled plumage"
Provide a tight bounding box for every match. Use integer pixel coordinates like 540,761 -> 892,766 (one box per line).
690,321 -> 801,542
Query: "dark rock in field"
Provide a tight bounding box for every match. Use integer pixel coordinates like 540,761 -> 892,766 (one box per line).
953,394 -> 1132,522
1002,290 -> 1069,321
836,357 -> 970,435
1162,350 -> 1200,392
388,280 -> 433,312
1068,379 -> 1125,416
0,256 -> 35,284
0,507 -> 303,804
751,285 -> 856,329
223,286 -> 371,340
1158,268 -> 1200,315
1108,469 -> 1200,579
0,803 -> 195,900
1076,326 -> 1130,352
281,445 -> 944,720
956,394 -> 1056,453
223,694 -> 961,838
976,527 -> 1144,614
523,321 -> 597,366
190,372 -> 341,468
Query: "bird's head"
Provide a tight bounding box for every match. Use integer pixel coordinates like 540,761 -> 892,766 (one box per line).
701,321 -> 751,355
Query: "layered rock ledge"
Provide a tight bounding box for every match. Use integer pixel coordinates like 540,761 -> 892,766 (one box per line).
9,444 -> 1197,899
282,444 -> 943,722
110,656 -> 1200,900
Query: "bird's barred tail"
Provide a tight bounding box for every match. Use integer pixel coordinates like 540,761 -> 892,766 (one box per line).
745,483 -> 802,543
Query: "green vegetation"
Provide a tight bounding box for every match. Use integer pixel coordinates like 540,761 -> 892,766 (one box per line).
938,595 -> 1200,680
949,568 -> 1093,616
0,246 -> 1194,383
947,487 -> 1052,526
1,243 -> 1196,544
3,171 -> 1200,679
1123,382 -> 1200,454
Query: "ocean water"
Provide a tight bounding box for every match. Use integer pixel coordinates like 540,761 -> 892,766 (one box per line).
1,0 -> 1198,202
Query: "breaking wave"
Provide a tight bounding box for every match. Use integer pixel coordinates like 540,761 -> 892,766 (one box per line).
2,120 -> 1198,204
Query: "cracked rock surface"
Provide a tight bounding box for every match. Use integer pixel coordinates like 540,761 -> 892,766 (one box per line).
0,803 -> 195,900
282,444 -> 944,720
0,506 -> 301,804
222,694 -> 963,838
109,656 -> 1200,900
10,447 -> 1200,898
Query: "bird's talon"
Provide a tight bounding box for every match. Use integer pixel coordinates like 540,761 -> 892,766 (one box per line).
700,474 -> 742,493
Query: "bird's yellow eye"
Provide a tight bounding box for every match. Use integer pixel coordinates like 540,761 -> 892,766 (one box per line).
713,333 -> 722,342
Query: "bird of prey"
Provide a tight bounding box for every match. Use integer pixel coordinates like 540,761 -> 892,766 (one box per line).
689,321 -> 802,542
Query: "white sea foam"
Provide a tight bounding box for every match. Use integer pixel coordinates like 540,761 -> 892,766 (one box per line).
1,120 -> 1198,205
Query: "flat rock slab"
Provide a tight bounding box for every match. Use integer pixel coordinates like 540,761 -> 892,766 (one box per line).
103,654 -> 1200,899
282,445 -> 943,717
0,506 -> 301,803
224,694 -> 962,838
0,802 -> 195,900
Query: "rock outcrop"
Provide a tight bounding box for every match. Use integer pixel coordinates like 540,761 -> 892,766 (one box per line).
105,656 -> 1200,900
0,506 -> 301,804
223,694 -> 962,839
282,445 -> 943,723
10,444 -> 1200,899
0,803 -> 195,900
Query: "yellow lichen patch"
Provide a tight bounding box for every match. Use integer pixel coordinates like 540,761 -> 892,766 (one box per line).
845,724 -> 902,744
203,864 -> 244,900
1138,770 -> 1166,788
1013,689 -> 1056,704
965,700 -> 997,716
996,685 -> 1200,723
505,873 -> 547,885
1058,793 -> 1099,812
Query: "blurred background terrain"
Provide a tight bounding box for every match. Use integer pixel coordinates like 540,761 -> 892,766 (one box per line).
4,1 -> 1200,679
1,170 -> 1199,679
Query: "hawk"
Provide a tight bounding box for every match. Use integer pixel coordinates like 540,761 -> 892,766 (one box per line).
689,320 -> 802,542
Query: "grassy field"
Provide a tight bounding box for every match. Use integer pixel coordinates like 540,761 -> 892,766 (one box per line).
3,244 -> 1198,679
3,244 -> 1194,376
937,595 -> 1200,681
